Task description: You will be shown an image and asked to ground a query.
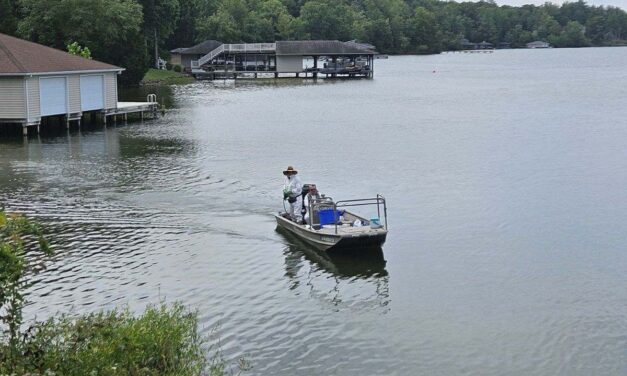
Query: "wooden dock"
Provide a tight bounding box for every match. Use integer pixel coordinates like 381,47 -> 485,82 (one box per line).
102,100 -> 159,125
10,95 -> 160,136
445,49 -> 495,54
192,70 -> 373,80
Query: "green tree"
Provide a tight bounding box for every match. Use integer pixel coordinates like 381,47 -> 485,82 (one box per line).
169,0 -> 204,48
67,41 -> 92,59
196,0 -> 248,42
585,14 -> 607,45
550,20 -> 590,47
355,0 -> 412,53
138,0 -> 181,66
533,12 -> 561,41
407,6 -> 441,53
18,0 -> 147,86
0,0 -> 20,35
299,0 -> 356,40
254,0 -> 297,39
605,6 -> 627,41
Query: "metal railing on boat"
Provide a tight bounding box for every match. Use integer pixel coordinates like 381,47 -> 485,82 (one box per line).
308,195 -> 388,234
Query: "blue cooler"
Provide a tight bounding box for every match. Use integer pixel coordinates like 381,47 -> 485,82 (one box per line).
318,209 -> 341,225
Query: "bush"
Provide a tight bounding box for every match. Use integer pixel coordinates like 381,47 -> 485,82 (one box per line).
0,210 -> 51,364
173,64 -> 182,73
166,62 -> 173,70
1,303 -> 207,376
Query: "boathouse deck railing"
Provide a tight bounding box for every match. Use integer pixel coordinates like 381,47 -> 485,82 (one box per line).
196,43 -> 277,67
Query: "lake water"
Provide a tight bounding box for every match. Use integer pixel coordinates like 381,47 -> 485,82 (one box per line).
1,48 -> 626,375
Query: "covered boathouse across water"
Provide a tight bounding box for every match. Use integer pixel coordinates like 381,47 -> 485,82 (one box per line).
188,40 -> 377,80
0,33 -> 157,136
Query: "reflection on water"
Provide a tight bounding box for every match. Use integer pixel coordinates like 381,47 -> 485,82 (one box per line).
279,228 -> 390,312
278,228 -> 388,278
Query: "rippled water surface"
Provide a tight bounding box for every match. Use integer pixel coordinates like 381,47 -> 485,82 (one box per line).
1,48 -> 627,375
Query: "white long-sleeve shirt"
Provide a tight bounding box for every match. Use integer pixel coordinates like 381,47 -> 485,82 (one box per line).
284,174 -> 303,199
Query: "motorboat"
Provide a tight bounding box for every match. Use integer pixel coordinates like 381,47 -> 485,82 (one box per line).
275,184 -> 388,251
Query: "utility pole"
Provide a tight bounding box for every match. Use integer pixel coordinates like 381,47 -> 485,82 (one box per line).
154,27 -> 159,69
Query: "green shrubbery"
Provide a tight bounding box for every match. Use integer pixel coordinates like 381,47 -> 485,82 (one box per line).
1,304 -> 206,375
0,210 -> 51,361
0,211 -> 246,375
173,64 -> 182,73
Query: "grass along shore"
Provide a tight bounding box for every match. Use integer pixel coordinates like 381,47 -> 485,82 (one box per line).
142,68 -> 195,85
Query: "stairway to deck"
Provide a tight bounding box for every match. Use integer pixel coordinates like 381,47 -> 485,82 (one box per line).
195,43 -> 277,67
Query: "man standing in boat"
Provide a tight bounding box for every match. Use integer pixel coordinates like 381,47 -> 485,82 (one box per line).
283,166 -> 303,222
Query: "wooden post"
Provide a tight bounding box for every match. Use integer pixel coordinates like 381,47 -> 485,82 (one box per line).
313,56 -> 318,78
124,113 -> 128,123
22,124 -> 28,137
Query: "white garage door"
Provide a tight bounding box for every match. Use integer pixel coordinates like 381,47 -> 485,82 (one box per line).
80,75 -> 104,111
40,77 -> 67,116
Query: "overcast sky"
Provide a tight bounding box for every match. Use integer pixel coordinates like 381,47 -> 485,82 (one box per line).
495,0 -> 626,9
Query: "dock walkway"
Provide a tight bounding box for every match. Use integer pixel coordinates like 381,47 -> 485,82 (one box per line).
4,94 -> 160,136
103,100 -> 159,125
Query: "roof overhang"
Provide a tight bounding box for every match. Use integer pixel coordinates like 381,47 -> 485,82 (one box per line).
276,52 -> 375,56
0,68 -> 125,77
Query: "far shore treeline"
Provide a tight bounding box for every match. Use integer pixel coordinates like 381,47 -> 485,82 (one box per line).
2,0 -> 626,86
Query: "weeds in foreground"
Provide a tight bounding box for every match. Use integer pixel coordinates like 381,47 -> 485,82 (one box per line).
0,210 -> 250,375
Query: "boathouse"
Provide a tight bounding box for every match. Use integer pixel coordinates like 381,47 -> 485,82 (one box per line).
526,41 -> 551,49
190,40 -> 377,79
0,33 -> 155,135
170,40 -> 222,72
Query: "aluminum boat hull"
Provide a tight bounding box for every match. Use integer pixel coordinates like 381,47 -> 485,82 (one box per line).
274,213 -> 387,251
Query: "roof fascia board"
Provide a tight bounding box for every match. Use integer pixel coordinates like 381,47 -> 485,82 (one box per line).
0,68 -> 124,76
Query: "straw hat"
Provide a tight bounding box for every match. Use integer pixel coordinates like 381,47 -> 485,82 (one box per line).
283,166 -> 298,175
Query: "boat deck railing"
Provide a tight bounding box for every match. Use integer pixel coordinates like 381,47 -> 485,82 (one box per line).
309,194 -> 387,234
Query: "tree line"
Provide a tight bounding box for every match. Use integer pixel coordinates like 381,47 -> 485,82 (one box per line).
1,0 -> 626,86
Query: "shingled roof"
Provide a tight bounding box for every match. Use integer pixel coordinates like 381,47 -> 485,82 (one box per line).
172,40 -> 223,55
0,33 -> 122,75
276,40 -> 376,56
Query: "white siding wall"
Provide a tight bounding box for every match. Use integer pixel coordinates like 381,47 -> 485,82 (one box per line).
67,75 -> 81,113
1,72 -> 118,121
0,78 -> 26,119
25,77 -> 40,120
276,56 -> 304,73
104,73 -> 117,109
